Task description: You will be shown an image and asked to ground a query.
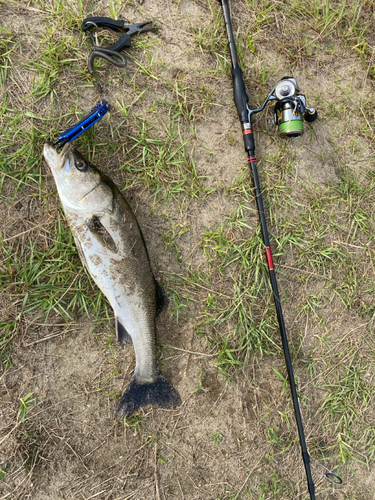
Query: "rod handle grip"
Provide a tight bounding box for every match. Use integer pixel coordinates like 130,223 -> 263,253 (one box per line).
232,65 -> 249,123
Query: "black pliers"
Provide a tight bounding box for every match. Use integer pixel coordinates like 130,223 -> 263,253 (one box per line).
52,19 -> 155,149
82,17 -> 155,76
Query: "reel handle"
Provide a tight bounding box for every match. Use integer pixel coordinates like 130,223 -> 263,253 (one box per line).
304,109 -> 318,122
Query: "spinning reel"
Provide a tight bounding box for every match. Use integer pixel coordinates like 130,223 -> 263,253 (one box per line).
273,77 -> 317,138
245,76 -> 318,140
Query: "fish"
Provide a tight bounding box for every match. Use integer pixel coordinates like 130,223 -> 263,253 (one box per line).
43,142 -> 181,418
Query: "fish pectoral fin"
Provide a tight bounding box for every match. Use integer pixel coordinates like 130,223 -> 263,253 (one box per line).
87,215 -> 118,254
99,211 -> 127,256
116,317 -> 133,345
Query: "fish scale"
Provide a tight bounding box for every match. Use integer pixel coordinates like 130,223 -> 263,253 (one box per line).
65,206 -> 157,380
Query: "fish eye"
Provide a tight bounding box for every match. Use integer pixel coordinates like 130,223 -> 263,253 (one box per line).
75,158 -> 87,171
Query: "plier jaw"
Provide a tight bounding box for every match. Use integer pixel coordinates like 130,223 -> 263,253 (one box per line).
53,101 -> 110,150
121,21 -> 155,36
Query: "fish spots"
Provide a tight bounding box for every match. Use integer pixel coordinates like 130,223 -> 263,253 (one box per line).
71,226 -> 93,249
89,254 -> 103,266
109,215 -> 121,233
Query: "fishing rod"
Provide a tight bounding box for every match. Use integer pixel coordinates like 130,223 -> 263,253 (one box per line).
218,1 -> 341,498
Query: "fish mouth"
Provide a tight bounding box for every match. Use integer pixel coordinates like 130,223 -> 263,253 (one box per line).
44,142 -> 71,171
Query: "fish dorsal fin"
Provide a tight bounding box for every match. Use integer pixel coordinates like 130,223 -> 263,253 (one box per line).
156,281 -> 167,317
116,317 -> 132,345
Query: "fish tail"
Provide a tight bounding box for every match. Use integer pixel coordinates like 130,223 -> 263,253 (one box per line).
116,375 -> 181,419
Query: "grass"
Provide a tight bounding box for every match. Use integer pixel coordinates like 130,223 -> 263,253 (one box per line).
211,431 -> 224,449
2,0 -> 375,498
17,393 -> 36,423
119,113 -> 206,204
0,212 -> 109,336
0,463 -> 7,482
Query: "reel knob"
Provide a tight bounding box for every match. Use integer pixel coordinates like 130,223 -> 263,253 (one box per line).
304,108 -> 318,122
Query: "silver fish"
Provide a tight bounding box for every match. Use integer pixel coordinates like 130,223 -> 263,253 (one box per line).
43,142 -> 181,418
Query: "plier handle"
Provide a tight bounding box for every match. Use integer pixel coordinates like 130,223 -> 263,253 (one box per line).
81,17 -> 156,82
82,17 -> 155,53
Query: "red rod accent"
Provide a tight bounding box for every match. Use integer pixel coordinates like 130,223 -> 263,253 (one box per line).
247,156 -> 257,163
265,246 -> 274,270
243,129 -> 253,134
